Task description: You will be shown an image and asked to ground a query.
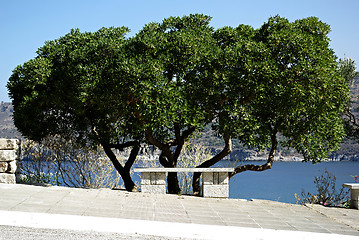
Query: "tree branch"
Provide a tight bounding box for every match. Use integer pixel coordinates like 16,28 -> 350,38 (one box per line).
196,132 -> 232,168
174,123 -> 181,144
159,151 -> 171,167
124,144 -> 140,171
240,92 -> 255,105
182,126 -> 196,140
345,108 -> 359,128
173,126 -> 196,163
230,130 -> 278,178
101,141 -> 125,173
145,129 -> 167,150
192,133 -> 232,195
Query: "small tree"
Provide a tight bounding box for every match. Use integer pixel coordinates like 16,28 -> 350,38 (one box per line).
340,58 -> 359,142
339,58 -> 358,86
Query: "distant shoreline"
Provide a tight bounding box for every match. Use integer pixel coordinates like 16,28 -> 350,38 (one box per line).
223,156 -> 359,162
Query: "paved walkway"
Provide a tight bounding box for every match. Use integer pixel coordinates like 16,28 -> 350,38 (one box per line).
0,183 -> 358,239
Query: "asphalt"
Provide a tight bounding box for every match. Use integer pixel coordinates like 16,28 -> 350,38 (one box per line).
0,183 -> 358,240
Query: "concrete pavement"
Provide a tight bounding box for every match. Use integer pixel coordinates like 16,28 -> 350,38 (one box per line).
0,183 -> 358,239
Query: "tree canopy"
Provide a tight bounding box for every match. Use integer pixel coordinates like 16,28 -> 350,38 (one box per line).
7,14 -> 350,193
230,16 -> 349,177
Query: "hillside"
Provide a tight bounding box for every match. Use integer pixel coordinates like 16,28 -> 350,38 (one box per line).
0,102 -> 20,139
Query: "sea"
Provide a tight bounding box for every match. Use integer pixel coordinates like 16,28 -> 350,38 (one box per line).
127,160 -> 359,204
226,160 -> 359,204
21,159 -> 359,204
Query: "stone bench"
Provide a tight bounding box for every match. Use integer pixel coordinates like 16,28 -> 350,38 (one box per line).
343,183 -> 359,209
134,168 -> 234,198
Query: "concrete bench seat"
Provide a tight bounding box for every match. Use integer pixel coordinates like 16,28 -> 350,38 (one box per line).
343,183 -> 359,209
134,168 -> 234,198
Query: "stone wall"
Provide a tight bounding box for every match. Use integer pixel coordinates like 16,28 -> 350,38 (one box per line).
202,172 -> 229,198
0,139 -> 20,184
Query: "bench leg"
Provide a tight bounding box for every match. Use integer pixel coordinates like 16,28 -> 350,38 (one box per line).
350,189 -> 359,209
140,172 -> 166,194
202,172 -> 229,198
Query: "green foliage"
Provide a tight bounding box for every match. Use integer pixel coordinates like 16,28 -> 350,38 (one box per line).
7,27 -> 135,145
7,14 -> 350,191
340,58 -> 359,143
242,16 -> 349,162
295,170 -> 349,207
18,172 -> 59,186
127,14 -> 218,139
339,58 -> 359,86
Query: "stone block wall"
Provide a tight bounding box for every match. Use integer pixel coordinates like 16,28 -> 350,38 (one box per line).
0,139 -> 20,184
140,172 -> 166,194
202,172 -> 229,198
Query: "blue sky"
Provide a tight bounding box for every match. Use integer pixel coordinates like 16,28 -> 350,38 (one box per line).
1,0 -> 358,102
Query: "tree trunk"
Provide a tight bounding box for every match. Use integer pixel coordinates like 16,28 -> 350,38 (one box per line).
121,167 -> 137,192
145,128 -> 186,195
159,151 -> 181,194
101,142 -> 138,192
192,133 -> 232,195
167,172 -> 181,194
230,130 -> 278,178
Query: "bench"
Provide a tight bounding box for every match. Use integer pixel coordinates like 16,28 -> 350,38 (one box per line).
343,183 -> 359,209
134,168 -> 234,198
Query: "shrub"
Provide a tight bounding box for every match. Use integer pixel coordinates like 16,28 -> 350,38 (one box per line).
177,142 -> 212,195
19,137 -> 121,189
295,170 -> 349,207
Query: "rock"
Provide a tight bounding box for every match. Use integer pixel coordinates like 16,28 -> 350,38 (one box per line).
6,161 -> 17,174
0,173 -> 15,184
0,150 -> 18,161
0,139 -> 19,150
0,162 -> 7,172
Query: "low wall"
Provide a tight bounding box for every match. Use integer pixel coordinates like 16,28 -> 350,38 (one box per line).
0,139 -> 20,184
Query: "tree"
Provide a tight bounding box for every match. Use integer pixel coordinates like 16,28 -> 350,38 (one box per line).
229,16 -> 349,176
339,58 -> 359,143
126,14 -> 219,193
191,24 -> 266,193
7,27 -> 142,191
192,16 -> 349,192
8,15 -> 349,196
339,58 -> 358,86
129,15 -> 263,194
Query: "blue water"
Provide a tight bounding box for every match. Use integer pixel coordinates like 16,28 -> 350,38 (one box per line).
22,159 -> 359,204
228,161 -> 359,203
